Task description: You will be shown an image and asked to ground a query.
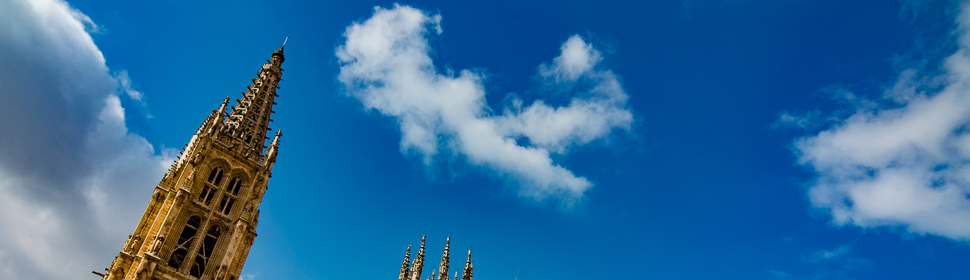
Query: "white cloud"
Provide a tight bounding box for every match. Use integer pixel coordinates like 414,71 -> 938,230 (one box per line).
0,0 -> 172,279
538,35 -> 602,82
773,110 -> 823,130
336,5 -> 633,204
115,70 -> 145,102
793,3 -> 970,241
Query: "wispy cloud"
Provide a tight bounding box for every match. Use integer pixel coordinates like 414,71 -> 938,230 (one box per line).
773,110 -> 824,130
0,0 -> 172,279
767,269 -> 794,280
114,69 -> 145,102
769,244 -> 872,280
790,2 -> 970,241
806,244 -> 851,263
336,4 -> 633,205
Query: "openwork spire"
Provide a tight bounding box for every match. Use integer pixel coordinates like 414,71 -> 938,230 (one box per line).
224,44 -> 285,157
103,42 -> 288,280
398,244 -> 412,280
437,236 -> 450,280
409,235 -> 426,280
461,250 -> 472,280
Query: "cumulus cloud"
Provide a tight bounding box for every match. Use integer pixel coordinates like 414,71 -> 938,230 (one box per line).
336,5 -> 633,204
0,0 -> 172,279
792,3 -> 970,241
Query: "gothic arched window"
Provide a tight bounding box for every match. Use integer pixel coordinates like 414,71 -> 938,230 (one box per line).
218,177 -> 243,215
167,216 -> 201,269
190,225 -> 221,277
198,167 -> 224,205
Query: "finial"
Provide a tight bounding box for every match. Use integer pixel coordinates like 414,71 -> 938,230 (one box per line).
272,38 -> 287,60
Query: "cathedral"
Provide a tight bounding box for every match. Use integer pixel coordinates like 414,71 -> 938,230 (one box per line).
98,44 -> 476,280
99,45 -> 286,280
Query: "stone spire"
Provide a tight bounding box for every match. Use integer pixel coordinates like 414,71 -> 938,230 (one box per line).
461,250 -> 472,280
101,43 -> 288,280
398,244 -> 411,280
409,235 -> 426,280
437,236 -> 450,280
265,129 -> 282,170
223,44 -> 285,158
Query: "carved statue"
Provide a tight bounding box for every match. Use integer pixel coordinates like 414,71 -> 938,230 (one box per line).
182,172 -> 194,186
125,234 -> 142,253
149,235 -> 165,255
243,201 -> 255,217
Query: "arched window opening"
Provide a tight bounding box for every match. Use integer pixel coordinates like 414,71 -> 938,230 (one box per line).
199,167 -> 224,205
218,177 -> 243,215
227,177 -> 243,196
206,167 -> 224,186
167,216 -> 201,269
190,226 -> 221,277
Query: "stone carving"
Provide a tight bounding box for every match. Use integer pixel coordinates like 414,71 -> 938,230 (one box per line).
214,264 -> 228,280
250,186 -> 262,200
102,44 -> 285,280
124,234 -> 142,253
182,172 -> 194,187
243,201 -> 255,218
149,235 -> 164,255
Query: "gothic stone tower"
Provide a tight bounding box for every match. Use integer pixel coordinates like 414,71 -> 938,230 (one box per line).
101,45 -> 286,280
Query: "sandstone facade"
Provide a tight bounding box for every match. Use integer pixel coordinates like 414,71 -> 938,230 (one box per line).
100,45 -> 286,280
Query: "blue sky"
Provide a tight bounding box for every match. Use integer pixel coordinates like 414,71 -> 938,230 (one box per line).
1,0 -> 969,279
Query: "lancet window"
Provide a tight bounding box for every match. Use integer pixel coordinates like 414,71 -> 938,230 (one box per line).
168,216 -> 201,269
190,225 -> 221,277
218,177 -> 243,215
198,167 -> 225,205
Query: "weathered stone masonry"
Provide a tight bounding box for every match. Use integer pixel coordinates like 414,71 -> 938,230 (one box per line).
100,45 -> 286,280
